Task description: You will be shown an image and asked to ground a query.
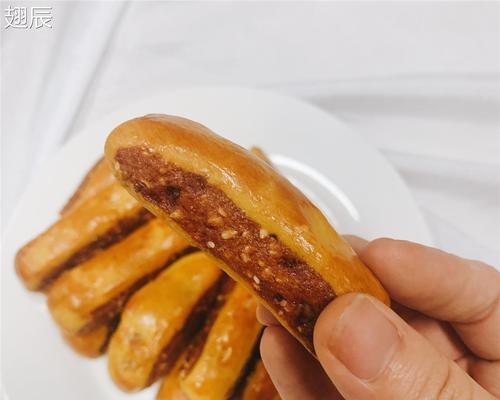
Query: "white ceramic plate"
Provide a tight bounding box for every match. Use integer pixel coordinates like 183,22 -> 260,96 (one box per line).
2,87 -> 432,400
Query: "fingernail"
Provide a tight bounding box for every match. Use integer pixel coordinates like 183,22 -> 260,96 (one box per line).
329,295 -> 400,380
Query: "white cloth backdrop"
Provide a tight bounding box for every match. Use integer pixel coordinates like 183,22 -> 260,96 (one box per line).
2,1 -> 499,266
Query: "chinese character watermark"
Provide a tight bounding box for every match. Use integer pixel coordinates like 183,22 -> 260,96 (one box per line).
4,6 -> 52,29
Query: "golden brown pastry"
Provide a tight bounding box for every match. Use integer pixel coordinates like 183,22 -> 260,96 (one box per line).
157,356 -> 279,400
104,114 -> 389,353
60,157 -> 116,215
107,252 -> 225,392
180,284 -> 261,400
235,360 -> 279,400
16,181 -> 152,291
156,354 -> 191,400
47,219 -> 190,335
156,283 -> 262,400
60,319 -> 117,358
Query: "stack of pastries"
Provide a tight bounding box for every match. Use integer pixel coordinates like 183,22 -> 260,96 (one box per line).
16,114 -> 390,399
15,154 -> 279,400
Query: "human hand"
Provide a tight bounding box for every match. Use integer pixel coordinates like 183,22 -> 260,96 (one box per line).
258,238 -> 500,399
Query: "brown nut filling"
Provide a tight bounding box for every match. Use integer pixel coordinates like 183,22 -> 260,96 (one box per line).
115,147 -> 335,348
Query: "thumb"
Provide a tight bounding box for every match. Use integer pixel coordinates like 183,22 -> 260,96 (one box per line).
313,294 -> 495,400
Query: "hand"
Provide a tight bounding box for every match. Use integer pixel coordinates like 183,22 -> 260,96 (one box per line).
258,238 -> 500,399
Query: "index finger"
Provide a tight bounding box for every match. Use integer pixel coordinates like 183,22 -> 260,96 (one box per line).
359,238 -> 500,361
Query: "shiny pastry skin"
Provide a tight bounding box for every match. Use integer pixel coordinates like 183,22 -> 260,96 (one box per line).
60,157 -> 116,216
105,114 -> 389,353
180,284 -> 262,400
15,182 -> 150,291
47,219 -> 190,335
107,252 -> 222,392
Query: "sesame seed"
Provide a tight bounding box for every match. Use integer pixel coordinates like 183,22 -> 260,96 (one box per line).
221,347 -> 232,363
280,299 -> 288,307
253,275 -> 260,284
221,229 -> 237,239
169,209 -> 183,219
297,326 -> 303,333
257,260 -> 265,267
207,241 -> 216,248
259,228 -> 269,239
207,215 -> 223,226
217,207 -> 227,217
240,253 -> 250,262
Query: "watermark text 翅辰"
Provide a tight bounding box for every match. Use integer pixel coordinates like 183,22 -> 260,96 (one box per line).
4,5 -> 52,29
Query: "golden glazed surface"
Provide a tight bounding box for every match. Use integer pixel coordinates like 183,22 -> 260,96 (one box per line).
180,284 -> 261,400
16,182 -> 150,290
47,219 -> 190,335
107,252 -> 222,392
105,114 -> 389,353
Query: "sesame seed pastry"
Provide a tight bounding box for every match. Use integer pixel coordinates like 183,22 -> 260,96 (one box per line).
15,182 -> 152,291
47,219 -> 192,336
104,114 -> 390,354
180,284 -> 262,400
107,252 -> 224,392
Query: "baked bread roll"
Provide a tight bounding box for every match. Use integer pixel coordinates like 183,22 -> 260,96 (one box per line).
105,114 -> 389,353
107,252 -> 224,392
157,283 -> 265,400
47,219 -> 191,335
60,157 -> 116,215
16,182 -> 152,290
180,284 -> 262,400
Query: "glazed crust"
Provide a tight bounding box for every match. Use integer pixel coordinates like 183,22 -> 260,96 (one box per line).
105,114 -> 389,353
15,182 -> 151,291
107,252 -> 223,392
47,219 -> 191,335
60,157 -> 116,215
180,284 -> 262,400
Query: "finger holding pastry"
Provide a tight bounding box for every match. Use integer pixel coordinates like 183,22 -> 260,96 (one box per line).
104,114 -> 389,354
